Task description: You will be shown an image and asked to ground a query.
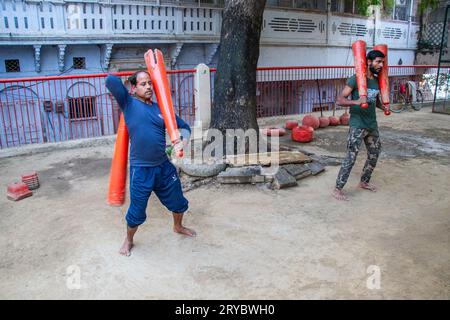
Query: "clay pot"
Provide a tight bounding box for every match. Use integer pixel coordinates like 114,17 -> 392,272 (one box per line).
292,126 -> 313,143
301,114 -> 320,129
285,120 -> 298,130
262,127 -> 286,137
299,125 -> 314,133
340,111 -> 350,126
319,116 -> 330,128
328,116 -> 340,126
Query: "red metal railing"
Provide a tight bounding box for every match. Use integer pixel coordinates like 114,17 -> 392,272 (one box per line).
1,65 -> 446,149
0,70 -> 196,149
210,65 -> 444,118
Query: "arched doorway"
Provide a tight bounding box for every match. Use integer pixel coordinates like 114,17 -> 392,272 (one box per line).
66,81 -> 101,139
0,85 -> 42,148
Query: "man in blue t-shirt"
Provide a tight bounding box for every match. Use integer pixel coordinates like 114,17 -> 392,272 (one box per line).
332,50 -> 389,201
106,71 -> 195,256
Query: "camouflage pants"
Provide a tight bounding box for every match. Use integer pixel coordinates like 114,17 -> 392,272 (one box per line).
335,127 -> 381,190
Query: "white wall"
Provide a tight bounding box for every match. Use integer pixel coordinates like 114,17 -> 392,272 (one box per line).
258,46 -> 416,67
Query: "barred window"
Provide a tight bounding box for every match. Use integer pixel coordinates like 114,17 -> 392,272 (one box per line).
73,57 -> 86,69
5,59 -> 20,72
69,97 -> 97,120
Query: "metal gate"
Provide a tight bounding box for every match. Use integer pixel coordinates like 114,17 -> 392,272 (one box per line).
433,4 -> 450,115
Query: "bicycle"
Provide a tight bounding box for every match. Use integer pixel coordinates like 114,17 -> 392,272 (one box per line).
391,81 -> 424,113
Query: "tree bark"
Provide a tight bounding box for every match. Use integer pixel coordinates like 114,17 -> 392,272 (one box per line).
210,0 -> 266,138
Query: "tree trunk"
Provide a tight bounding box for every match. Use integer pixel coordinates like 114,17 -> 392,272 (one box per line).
210,0 -> 266,139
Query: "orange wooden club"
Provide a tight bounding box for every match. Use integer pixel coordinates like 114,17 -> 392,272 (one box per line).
144,49 -> 183,157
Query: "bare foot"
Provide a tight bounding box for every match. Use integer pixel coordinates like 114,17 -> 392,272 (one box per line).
332,188 -> 349,201
173,226 -> 197,237
359,182 -> 377,192
119,238 -> 133,256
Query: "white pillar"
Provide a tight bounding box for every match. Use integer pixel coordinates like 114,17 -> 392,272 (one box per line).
33,45 -> 42,72
194,63 -> 211,130
175,7 -> 184,34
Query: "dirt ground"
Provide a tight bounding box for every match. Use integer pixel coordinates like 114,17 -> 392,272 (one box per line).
0,107 -> 449,299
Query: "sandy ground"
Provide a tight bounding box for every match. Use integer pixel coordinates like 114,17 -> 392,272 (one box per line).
0,107 -> 449,299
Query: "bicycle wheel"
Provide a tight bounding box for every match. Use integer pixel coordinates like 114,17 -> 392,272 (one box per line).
391,92 -> 406,113
412,90 -> 424,111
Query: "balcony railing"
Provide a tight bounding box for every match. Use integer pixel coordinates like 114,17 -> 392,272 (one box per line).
0,1 -> 419,49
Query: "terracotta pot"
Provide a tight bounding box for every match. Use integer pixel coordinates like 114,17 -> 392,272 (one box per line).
292,126 -> 313,143
285,120 -> 298,130
319,116 -> 330,128
302,114 -> 320,129
262,127 -> 286,137
328,116 -> 340,126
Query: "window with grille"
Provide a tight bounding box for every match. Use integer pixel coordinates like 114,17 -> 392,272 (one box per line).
5,59 -> 20,72
69,96 -> 97,120
73,57 -> 86,69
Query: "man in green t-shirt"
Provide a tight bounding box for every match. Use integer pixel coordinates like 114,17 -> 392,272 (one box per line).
332,50 -> 389,201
